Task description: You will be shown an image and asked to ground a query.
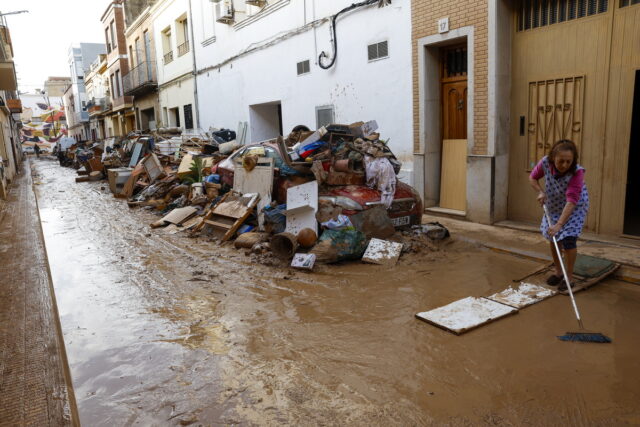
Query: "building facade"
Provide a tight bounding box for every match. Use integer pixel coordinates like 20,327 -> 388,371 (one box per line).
85,54 -> 110,140
102,0 -> 135,137
123,0 -> 160,131
65,43 -> 106,141
412,0 -> 640,237
151,0 -> 196,130
44,76 -> 72,98
191,0 -> 414,182
0,16 -> 23,199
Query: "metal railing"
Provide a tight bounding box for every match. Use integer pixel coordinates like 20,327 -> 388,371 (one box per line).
163,51 -> 174,65
86,97 -> 111,115
111,95 -> 133,111
73,111 -> 89,123
177,40 -> 190,57
123,60 -> 157,95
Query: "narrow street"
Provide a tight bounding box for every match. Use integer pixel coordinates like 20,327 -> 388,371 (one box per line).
23,156 -> 640,425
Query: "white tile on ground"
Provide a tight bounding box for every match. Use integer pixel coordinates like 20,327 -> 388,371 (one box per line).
416,296 -> 518,335
486,282 -> 557,309
362,238 -> 403,265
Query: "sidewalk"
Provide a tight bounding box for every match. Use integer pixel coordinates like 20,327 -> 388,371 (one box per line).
422,214 -> 640,284
0,160 -> 78,426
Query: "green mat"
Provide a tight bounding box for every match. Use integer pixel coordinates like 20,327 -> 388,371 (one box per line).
574,254 -> 616,278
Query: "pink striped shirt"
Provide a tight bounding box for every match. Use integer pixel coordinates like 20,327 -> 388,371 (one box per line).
530,159 -> 585,204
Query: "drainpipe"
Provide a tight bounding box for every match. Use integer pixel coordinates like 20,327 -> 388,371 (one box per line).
187,0 -> 200,130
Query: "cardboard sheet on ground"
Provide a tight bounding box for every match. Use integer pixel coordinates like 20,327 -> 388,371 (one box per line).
362,238 -> 403,265
416,297 -> 517,335
486,282 -> 557,309
285,181 -> 318,236
161,206 -> 198,225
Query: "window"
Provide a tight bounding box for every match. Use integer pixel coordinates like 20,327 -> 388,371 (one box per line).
162,27 -> 173,64
115,69 -> 121,97
177,18 -> 190,56
367,41 -> 389,61
526,76 -> 585,170
129,45 -> 135,68
183,104 -> 193,129
517,0 -> 608,31
110,20 -> 117,49
105,28 -> 111,52
296,60 -> 310,75
134,38 -> 141,65
316,105 -> 334,129
110,74 -> 115,97
82,101 -> 86,111
620,0 -> 640,6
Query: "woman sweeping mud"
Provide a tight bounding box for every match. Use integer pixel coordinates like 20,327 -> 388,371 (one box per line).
529,140 -> 589,291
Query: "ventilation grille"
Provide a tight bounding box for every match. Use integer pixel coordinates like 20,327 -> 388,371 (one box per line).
516,0 -> 608,31
297,60 -> 310,75
620,0 -> 640,7
316,106 -> 334,129
367,41 -> 388,61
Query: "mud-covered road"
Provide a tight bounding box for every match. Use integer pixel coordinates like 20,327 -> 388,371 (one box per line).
32,158 -> 640,425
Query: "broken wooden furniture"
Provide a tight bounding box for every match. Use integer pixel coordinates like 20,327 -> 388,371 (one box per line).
193,192 -> 260,242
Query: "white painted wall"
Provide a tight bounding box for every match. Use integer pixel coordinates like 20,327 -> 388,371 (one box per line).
192,0 -> 414,183
151,0 -> 196,129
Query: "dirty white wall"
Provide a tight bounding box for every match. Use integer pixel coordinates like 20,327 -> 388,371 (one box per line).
157,77 -> 195,127
192,0 -> 414,184
152,0 -> 196,128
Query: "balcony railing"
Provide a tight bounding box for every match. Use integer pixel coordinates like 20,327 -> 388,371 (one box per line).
72,111 -> 89,124
111,95 -> 134,111
163,51 -> 173,65
86,97 -> 111,116
177,41 -> 190,57
123,60 -> 157,96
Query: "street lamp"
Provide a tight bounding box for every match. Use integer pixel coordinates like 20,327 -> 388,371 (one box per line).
0,10 -> 29,17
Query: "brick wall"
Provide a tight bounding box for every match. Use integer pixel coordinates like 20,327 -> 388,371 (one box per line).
412,0 -> 489,155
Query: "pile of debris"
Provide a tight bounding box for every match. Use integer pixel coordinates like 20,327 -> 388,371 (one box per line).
70,120 -> 447,270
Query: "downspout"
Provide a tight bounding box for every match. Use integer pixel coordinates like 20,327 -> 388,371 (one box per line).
188,0 -> 200,129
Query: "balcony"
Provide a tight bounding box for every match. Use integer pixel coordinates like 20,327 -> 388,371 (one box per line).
0,26 -> 14,61
72,111 -> 90,124
0,60 -> 17,90
216,7 -> 235,25
6,98 -> 21,113
87,97 -> 111,117
123,61 -> 157,96
111,95 -> 134,112
163,51 -> 173,65
177,41 -> 190,57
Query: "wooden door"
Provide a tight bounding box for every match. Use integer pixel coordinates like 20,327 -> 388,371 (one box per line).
440,78 -> 468,211
443,81 -> 467,139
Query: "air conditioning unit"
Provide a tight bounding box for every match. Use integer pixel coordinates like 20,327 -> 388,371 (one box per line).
246,0 -> 267,6
215,0 -> 235,24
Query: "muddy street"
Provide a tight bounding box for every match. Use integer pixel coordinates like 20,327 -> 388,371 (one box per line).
30,157 -> 640,425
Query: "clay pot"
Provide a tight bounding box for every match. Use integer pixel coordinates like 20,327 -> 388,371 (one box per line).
297,228 -> 317,248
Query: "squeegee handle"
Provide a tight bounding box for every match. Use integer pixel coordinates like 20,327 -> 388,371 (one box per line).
543,205 -> 584,328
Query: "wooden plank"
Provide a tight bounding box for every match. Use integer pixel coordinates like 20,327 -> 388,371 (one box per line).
439,139 -> 467,211
204,219 -> 233,229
